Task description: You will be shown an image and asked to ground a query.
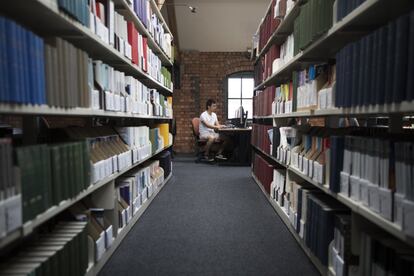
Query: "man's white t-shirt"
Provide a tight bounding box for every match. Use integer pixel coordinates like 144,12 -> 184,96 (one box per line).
199,111 -> 218,138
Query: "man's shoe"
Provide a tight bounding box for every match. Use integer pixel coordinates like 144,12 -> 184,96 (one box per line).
215,154 -> 227,160
202,156 -> 214,162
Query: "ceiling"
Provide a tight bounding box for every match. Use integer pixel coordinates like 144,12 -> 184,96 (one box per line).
162,0 -> 269,52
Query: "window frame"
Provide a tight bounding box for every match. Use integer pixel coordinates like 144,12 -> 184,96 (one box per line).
224,71 -> 254,120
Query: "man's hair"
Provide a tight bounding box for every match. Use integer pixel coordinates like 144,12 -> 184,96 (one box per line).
206,99 -> 216,110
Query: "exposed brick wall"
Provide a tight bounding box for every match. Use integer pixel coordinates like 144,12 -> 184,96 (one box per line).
173,51 -> 253,153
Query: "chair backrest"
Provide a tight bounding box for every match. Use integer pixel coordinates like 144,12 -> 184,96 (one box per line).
191,117 -> 200,138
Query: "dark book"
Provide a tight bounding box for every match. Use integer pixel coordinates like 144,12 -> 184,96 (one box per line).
406,10 -> 414,101
393,14 -> 410,103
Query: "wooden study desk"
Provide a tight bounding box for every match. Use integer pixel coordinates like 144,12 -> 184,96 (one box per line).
217,127 -> 252,166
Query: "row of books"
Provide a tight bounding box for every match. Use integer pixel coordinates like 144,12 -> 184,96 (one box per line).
15,142 -> 90,223
116,160 -> 164,229
253,86 -> 275,116
255,35 -> 295,87
269,173 -> 350,267
335,10 -> 414,108
336,0 -> 366,22
0,221 -> 89,276
294,64 -> 335,112
252,153 -> 273,194
61,0 -> 173,63
293,0 -> 335,55
359,231 -> 414,275
0,17 -> 173,113
257,0 -> 284,54
272,81 -> 294,114
0,138 -> 21,238
329,214 -> 355,276
0,16 -> 46,105
251,124 -> 272,155
268,124 -> 414,237
68,197 -> 115,263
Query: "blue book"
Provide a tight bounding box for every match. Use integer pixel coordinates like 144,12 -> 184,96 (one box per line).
0,17 -> 6,102
36,36 -> 46,104
17,24 -> 28,104
6,20 -> 20,103
26,31 -> 37,104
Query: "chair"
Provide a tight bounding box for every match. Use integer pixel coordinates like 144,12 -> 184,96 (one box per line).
191,117 -> 221,163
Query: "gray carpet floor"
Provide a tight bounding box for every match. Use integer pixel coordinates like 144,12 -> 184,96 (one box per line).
99,156 -> 320,276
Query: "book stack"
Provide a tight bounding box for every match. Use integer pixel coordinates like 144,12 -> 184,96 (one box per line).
158,150 -> 172,179
294,64 -> 330,111
93,60 -> 129,112
290,127 -> 331,185
149,127 -> 164,154
271,126 -> 281,159
304,194 -> 348,266
0,138 -> 22,238
44,38 -> 90,108
340,136 -> 394,221
395,142 -> 414,236
161,67 -> 173,89
293,0 -> 335,54
335,10 -> 414,108
252,123 -> 273,154
253,153 -> 274,194
115,126 -> 152,163
274,33 -> 294,72
329,214 -> 357,276
116,179 -> 133,229
64,127 -> 132,184
125,75 -> 151,115
148,8 -> 173,59
253,86 -> 276,116
0,16 -> 46,105
317,65 -> 336,110
156,123 -> 171,147
254,59 -> 264,86
89,0 -> 116,46
132,0 -> 150,28
336,0 -> 366,22
114,11 -> 132,60
273,81 -> 293,114
359,232 -> 414,275
58,0 -> 90,27
148,49 -> 162,81
124,165 -> 152,209
270,169 -> 287,209
0,221 -> 89,276
149,160 -> 165,188
69,200 -> 114,262
274,126 -> 302,166
263,45 -> 280,81
16,142 -> 90,223
258,0 -> 288,53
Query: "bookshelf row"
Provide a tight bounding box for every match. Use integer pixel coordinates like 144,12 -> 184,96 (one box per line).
251,144 -> 414,248
0,104 -> 173,120
253,101 -> 414,119
86,172 -> 172,276
254,0 -> 414,91
253,1 -> 300,64
0,0 -> 173,100
0,144 -> 172,250
252,173 -> 327,276
113,0 -> 173,65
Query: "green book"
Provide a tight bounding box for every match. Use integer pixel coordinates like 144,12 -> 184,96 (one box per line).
16,147 -> 31,222
42,145 -> 52,212
60,144 -> 69,201
50,146 -> 62,206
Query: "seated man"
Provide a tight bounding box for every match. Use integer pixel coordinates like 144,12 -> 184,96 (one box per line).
199,99 -> 230,162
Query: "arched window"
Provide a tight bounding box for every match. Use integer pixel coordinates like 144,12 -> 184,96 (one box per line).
225,72 -> 254,119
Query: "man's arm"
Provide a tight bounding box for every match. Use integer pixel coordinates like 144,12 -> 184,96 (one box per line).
201,119 -> 219,130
